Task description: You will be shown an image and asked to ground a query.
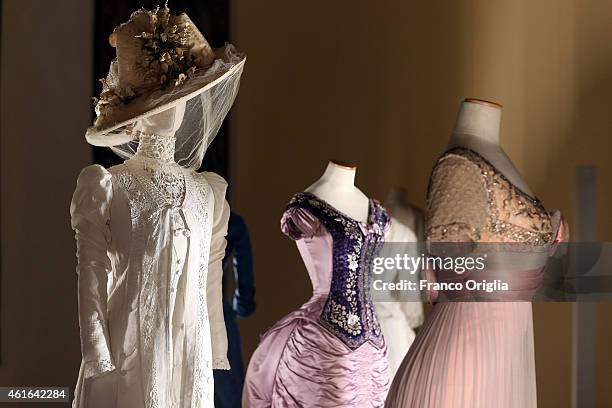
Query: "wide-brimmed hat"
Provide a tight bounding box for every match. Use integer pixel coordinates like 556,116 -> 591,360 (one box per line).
86,3 -> 245,147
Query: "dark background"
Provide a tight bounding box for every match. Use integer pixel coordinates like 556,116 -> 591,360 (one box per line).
1,1 -> 612,407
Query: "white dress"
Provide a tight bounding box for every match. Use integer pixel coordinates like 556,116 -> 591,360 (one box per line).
375,207 -> 424,380
70,158 -> 230,408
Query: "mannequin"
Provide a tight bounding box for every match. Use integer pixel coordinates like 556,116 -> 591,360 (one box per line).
73,6 -> 244,406
243,160 -> 391,406
386,99 -> 568,408
137,103 -> 185,136
305,160 -> 369,223
447,98 -> 534,196
71,100 -> 232,407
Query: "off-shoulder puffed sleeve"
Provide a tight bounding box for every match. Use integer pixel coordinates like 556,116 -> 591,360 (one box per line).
426,155 -> 488,243
202,171 -> 231,369
280,207 -> 321,240
70,165 -> 116,378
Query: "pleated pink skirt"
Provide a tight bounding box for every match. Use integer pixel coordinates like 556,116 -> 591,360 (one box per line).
386,302 -> 537,408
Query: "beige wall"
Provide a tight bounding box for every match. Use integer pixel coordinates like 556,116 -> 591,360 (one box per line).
231,1 -> 612,407
0,0 -> 93,398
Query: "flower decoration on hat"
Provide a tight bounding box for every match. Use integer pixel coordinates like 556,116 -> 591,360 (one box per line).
85,1 -> 245,150
135,3 -> 197,90
93,2 -> 214,124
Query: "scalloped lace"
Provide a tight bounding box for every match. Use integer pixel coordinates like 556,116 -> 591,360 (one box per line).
83,357 -> 116,379
132,133 -> 186,207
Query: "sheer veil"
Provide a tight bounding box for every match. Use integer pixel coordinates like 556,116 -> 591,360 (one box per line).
108,45 -> 245,170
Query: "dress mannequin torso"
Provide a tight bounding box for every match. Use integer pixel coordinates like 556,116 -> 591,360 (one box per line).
305,161 -> 369,223
447,98 -> 534,196
386,100 -> 567,408
243,162 -> 391,407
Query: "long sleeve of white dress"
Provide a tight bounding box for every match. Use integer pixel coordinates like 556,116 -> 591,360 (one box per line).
202,172 -> 231,369
70,164 -> 116,379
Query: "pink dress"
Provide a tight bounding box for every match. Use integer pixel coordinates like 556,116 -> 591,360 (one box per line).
386,148 -> 569,408
243,192 -> 391,407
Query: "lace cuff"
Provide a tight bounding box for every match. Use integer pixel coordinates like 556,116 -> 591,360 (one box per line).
213,357 -> 230,370
83,357 -> 116,379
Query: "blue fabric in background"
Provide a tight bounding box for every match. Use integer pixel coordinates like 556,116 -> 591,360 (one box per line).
214,212 -> 255,407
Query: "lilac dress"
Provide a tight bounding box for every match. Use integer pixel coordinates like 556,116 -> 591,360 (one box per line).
243,192 -> 390,407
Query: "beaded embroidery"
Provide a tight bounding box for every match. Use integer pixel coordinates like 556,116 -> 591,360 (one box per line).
426,147 -> 554,245
286,192 -> 388,350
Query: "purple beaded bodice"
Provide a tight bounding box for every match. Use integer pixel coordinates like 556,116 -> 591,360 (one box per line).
286,192 -> 389,350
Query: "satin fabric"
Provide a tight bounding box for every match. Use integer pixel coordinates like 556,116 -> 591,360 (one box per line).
243,206 -> 389,407
386,220 -> 569,408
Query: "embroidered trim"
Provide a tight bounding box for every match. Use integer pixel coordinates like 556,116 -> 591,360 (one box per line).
287,193 -> 388,350
135,133 -> 177,163
110,164 -> 215,407
190,173 -> 214,406
212,357 -> 230,370
83,358 -> 116,379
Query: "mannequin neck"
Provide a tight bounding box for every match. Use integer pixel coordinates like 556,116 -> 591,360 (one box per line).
318,161 -> 357,192
446,98 -> 535,196
449,99 -> 502,146
305,160 -> 369,223
134,132 -> 177,164
132,104 -> 186,165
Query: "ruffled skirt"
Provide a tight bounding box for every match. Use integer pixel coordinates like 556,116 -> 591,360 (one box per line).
243,297 -> 389,407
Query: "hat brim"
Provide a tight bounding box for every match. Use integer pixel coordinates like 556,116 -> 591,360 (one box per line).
85,52 -> 246,147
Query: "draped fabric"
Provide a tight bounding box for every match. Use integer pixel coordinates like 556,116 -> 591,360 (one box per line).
71,161 -> 230,408
243,193 -> 391,407
244,296 -> 389,407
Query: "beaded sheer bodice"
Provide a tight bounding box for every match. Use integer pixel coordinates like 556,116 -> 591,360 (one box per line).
131,133 -> 186,208
426,147 -> 554,245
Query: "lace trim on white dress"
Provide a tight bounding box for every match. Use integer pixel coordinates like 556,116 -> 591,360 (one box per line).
83,358 -> 116,379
